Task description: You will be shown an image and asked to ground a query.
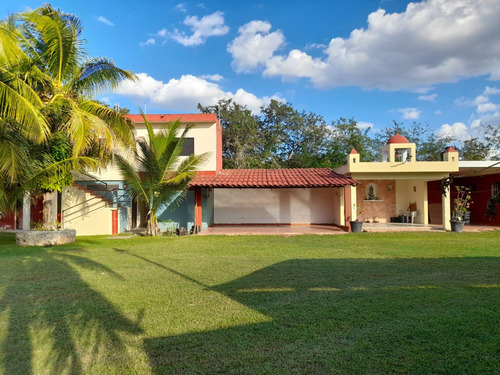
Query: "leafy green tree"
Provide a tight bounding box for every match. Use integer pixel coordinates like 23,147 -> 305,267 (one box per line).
259,100 -> 332,168
115,113 -> 206,236
0,5 -> 136,218
330,118 -> 373,166
462,137 -> 490,160
199,99 -> 260,169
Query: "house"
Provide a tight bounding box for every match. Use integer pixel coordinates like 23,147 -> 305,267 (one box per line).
334,134 -> 500,230
2,118 -> 498,234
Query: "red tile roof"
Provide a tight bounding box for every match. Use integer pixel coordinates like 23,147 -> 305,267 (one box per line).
190,168 -> 358,188
444,146 -> 457,153
349,148 -> 359,154
127,113 -> 218,123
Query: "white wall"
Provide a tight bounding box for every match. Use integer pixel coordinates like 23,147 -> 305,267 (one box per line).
89,122 -> 218,181
214,188 -> 336,224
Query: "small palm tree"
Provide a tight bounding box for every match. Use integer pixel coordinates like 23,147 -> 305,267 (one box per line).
115,113 -> 207,236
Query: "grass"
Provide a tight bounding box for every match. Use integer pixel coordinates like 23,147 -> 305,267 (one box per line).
0,231 -> 499,374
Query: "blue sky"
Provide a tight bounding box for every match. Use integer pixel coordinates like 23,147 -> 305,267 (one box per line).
2,0 -> 500,141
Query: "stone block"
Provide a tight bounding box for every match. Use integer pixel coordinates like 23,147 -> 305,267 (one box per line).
16,229 -> 76,246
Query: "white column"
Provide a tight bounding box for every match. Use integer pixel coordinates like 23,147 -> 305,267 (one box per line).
22,194 -> 31,230
442,185 -> 451,231
350,185 -> 357,221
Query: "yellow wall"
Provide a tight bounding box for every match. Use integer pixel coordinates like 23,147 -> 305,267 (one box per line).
61,186 -> 113,235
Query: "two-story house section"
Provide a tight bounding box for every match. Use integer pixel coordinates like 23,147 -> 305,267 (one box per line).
57,114 -> 222,235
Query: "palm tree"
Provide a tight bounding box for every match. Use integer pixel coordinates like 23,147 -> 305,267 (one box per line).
115,113 -> 207,236
17,4 -> 137,156
0,5 -> 136,221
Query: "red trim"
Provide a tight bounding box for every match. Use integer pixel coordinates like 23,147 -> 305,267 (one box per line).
196,171 -> 218,176
127,113 -> 218,123
112,210 -> 118,235
194,188 -> 202,229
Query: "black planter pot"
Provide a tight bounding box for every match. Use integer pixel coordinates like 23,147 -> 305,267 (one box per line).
450,220 -> 465,232
350,220 -> 363,233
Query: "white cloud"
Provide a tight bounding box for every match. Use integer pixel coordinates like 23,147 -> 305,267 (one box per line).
174,2 -> 187,12
199,74 -> 223,81
483,86 -> 500,96
227,21 -> 285,73
471,119 -> 481,128
258,0 -> 500,90
170,11 -> 229,46
140,38 -> 156,46
305,43 -> 327,50
399,107 -> 421,120
477,102 -> 498,113
436,122 -> 471,142
114,73 -> 283,113
435,109 -> 442,115
97,16 -> 114,26
418,93 -> 437,102
154,29 -> 168,38
357,121 -> 373,130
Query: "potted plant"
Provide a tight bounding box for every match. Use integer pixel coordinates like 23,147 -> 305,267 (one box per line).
350,204 -> 365,233
450,186 -> 471,232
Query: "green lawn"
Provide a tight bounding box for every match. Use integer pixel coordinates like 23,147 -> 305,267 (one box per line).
0,231 -> 499,374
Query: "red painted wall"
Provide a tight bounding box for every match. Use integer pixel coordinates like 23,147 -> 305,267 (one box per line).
0,211 -> 16,230
428,173 -> 500,226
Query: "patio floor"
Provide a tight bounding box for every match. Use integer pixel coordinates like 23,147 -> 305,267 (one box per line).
197,223 -> 500,235
199,224 -> 347,236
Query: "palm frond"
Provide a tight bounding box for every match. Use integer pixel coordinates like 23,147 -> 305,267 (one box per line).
0,68 -> 49,141
71,57 -> 137,95
79,100 -> 135,148
114,154 -> 150,207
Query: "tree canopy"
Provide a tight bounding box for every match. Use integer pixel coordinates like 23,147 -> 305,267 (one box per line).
200,99 -> 497,170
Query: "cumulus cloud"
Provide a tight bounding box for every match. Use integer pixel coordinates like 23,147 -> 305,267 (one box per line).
170,11 -> 229,46
174,2 -> 187,12
357,121 -> 373,130
114,73 -> 283,113
199,74 -> 224,81
399,108 -> 421,120
97,16 -> 114,26
456,87 -> 499,114
483,86 -> 500,96
436,122 -> 471,142
256,0 -> 500,90
140,38 -> 156,47
418,93 -> 437,102
227,21 -> 285,73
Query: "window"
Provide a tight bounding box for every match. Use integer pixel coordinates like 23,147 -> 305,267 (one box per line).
178,138 -> 194,156
492,183 -> 500,198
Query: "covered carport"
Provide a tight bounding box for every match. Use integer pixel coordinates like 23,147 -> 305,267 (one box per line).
190,168 -> 358,231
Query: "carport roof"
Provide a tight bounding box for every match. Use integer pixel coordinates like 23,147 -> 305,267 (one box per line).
190,168 -> 358,188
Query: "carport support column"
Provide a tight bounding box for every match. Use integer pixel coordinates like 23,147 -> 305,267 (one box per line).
349,185 -> 357,221
194,188 -> 202,232
442,184 -> 451,231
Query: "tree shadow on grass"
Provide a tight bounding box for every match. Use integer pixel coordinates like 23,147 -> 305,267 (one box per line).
143,257 -> 500,375
0,237 -> 143,375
